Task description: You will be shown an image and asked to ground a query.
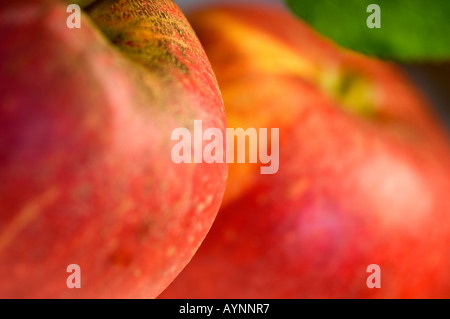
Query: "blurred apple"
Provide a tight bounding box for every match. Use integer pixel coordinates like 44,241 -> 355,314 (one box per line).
160,4 -> 450,298
0,0 -> 227,298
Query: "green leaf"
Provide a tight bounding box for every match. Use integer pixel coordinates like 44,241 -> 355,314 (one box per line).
285,0 -> 450,61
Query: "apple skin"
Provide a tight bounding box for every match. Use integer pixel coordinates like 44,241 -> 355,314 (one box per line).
159,5 -> 450,298
0,0 -> 227,298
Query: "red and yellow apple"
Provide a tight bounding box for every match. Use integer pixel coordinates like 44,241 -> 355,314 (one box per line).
0,0 -> 227,298
160,4 -> 450,298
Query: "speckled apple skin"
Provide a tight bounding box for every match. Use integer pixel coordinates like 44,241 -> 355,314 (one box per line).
0,0 -> 227,298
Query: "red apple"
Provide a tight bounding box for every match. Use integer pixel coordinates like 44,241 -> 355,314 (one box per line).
0,0 -> 227,298
160,4 -> 450,298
